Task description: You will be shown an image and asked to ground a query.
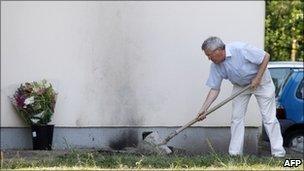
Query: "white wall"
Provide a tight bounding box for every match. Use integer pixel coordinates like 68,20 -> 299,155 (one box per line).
1,1 -> 265,127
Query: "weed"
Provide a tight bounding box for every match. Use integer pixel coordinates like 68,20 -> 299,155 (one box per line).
1,150 -> 297,170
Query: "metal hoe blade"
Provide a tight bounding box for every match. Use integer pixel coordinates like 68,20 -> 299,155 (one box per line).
142,131 -> 172,154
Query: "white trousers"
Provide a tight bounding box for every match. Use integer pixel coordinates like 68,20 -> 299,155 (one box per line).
228,72 -> 286,156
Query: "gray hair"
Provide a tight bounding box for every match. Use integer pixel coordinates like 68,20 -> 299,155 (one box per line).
201,36 -> 225,51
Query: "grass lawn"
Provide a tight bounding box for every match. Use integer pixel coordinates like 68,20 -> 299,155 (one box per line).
1,149 -> 303,170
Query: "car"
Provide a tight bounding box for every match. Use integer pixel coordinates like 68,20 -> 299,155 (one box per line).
262,61 -> 304,153
268,61 -> 303,96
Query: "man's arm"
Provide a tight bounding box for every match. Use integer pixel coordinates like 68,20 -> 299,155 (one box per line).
251,52 -> 270,90
197,88 -> 220,121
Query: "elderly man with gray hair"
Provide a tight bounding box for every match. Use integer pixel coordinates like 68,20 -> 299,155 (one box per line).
197,36 -> 286,157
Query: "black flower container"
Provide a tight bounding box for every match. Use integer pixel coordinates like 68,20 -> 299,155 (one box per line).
31,125 -> 54,150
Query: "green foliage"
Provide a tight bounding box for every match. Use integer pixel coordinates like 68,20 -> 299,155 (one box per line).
265,0 -> 304,61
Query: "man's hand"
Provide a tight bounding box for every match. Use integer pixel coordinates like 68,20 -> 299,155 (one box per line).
251,52 -> 270,91
197,88 -> 220,121
197,109 -> 207,121
251,76 -> 261,90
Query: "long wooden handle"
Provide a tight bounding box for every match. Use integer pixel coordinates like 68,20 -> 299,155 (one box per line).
162,85 -> 251,144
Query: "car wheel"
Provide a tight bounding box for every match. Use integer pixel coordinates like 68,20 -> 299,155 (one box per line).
285,130 -> 304,153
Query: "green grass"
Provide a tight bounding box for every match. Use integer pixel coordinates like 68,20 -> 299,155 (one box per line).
2,150 -> 302,170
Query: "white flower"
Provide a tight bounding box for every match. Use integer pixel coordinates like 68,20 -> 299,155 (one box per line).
33,87 -> 40,93
34,111 -> 44,118
30,118 -> 40,124
41,79 -> 51,88
44,82 -> 51,88
24,96 -> 35,105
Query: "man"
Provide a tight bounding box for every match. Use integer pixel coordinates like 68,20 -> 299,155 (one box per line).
197,36 -> 286,157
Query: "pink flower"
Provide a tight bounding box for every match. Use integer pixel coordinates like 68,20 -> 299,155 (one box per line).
14,90 -> 26,109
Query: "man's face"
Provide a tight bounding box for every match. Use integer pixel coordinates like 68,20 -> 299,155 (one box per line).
204,49 -> 225,64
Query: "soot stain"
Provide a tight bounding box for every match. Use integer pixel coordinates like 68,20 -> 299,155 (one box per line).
109,130 -> 138,150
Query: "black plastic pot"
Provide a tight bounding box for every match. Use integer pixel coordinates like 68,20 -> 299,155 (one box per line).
31,124 -> 54,150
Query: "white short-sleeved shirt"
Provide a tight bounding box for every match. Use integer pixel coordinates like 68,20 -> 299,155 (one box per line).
206,42 -> 266,90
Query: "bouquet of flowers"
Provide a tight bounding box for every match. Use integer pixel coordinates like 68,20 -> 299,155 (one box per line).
10,79 -> 58,126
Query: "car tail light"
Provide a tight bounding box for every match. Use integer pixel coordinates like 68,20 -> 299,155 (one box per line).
276,104 -> 286,119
